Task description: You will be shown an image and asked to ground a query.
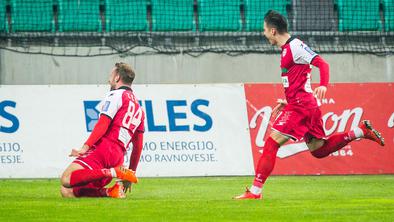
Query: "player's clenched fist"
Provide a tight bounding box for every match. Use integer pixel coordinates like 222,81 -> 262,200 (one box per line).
313,86 -> 327,100
69,144 -> 89,157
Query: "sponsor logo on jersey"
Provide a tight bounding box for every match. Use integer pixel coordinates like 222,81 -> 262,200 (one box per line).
102,101 -> 111,112
281,76 -> 289,88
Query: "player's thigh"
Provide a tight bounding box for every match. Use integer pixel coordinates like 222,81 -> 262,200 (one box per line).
60,163 -> 84,188
304,108 -> 326,151
97,141 -> 125,169
272,106 -> 307,143
306,137 -> 325,152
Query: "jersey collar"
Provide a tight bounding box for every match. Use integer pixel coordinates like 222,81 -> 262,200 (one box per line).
282,36 -> 295,49
116,86 -> 132,91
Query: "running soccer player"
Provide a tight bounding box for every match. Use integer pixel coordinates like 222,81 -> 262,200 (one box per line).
60,62 -> 145,198
234,10 -> 385,199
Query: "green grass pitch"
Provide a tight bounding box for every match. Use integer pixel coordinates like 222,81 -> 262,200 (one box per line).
1,175 -> 394,221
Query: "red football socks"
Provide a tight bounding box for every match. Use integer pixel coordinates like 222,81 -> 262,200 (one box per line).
252,137 -> 280,190
250,128 -> 362,194
70,169 -> 113,187
311,132 -> 352,158
73,187 -> 107,197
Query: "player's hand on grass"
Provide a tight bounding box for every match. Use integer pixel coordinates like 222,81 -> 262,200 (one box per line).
314,86 -> 327,100
69,144 -> 89,157
123,180 -> 132,193
272,99 -> 287,119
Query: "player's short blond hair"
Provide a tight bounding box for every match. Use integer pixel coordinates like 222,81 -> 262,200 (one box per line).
115,62 -> 135,84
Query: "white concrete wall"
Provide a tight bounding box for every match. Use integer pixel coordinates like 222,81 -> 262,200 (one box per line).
1,48 -> 393,84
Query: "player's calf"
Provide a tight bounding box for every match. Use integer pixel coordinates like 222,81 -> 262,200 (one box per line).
310,120 -> 385,159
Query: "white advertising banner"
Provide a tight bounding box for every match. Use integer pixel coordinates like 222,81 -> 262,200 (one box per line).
0,84 -> 254,178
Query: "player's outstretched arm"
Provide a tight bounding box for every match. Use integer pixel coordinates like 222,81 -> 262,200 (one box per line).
311,55 -> 330,100
69,144 -> 89,157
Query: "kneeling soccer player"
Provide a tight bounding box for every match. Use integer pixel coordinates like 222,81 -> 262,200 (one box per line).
60,62 -> 145,198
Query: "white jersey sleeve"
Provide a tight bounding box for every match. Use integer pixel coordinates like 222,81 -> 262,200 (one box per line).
289,38 -> 318,64
100,89 -> 124,119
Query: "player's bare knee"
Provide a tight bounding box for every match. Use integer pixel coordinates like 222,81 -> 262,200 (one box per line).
61,163 -> 84,188
60,186 -> 75,198
307,138 -> 325,152
270,132 -> 289,145
60,173 -> 71,188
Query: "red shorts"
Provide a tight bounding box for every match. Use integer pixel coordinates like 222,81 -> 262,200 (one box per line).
272,105 -> 326,143
73,138 -> 125,188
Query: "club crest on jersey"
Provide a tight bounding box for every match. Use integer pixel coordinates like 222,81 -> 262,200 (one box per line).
102,101 -> 111,112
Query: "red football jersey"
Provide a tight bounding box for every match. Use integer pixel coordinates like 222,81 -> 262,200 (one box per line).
99,86 -> 145,151
280,37 -> 319,109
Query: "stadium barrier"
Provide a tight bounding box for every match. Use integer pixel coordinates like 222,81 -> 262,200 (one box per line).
0,83 -> 393,178
0,0 -> 393,56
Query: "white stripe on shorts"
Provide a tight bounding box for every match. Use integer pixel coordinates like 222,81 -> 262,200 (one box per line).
74,159 -> 93,170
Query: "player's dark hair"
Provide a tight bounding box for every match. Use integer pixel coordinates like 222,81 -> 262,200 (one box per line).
115,62 -> 135,84
264,10 -> 288,34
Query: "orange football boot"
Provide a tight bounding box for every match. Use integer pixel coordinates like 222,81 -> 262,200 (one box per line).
114,166 -> 138,183
107,182 -> 126,199
359,120 -> 385,146
233,187 -> 262,200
